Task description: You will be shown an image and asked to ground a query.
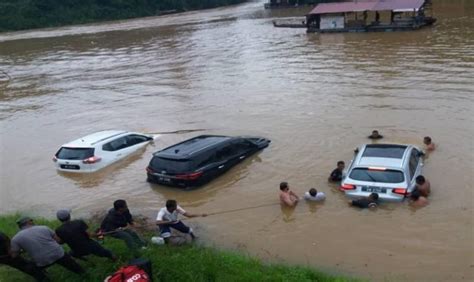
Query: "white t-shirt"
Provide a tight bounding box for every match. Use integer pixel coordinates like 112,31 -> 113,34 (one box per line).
304,191 -> 326,201
156,205 -> 186,222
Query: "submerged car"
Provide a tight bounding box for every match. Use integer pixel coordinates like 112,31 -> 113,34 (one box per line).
340,144 -> 423,202
146,135 -> 271,187
54,130 -> 155,173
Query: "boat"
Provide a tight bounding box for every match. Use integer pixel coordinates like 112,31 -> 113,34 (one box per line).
305,0 -> 436,33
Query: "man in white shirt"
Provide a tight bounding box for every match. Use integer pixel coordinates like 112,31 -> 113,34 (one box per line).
156,200 -> 207,243
303,188 -> 326,202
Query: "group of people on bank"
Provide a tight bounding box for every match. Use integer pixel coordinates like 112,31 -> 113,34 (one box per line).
0,199 -> 205,281
279,132 -> 435,209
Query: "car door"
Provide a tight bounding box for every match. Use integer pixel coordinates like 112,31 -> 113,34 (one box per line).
232,139 -> 257,163
102,136 -> 129,163
212,144 -> 238,175
125,134 -> 151,151
408,148 -> 422,191
194,153 -> 219,182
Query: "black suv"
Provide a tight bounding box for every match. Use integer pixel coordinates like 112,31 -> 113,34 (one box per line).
146,135 -> 271,187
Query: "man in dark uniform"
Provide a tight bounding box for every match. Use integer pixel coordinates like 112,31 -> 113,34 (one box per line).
100,200 -> 146,255
0,231 -> 48,281
328,161 -> 345,182
55,209 -> 116,261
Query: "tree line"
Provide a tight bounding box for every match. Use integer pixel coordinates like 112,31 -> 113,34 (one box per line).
0,0 -> 247,32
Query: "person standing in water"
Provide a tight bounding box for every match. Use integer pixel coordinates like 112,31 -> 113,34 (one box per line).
328,161 -> 345,182
415,175 -> 431,197
279,182 -> 299,207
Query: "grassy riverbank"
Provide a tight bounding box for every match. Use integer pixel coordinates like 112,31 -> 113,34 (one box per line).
0,215 -> 359,281
0,0 -> 247,32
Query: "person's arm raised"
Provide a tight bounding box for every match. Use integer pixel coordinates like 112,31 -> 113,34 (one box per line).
183,212 -> 207,218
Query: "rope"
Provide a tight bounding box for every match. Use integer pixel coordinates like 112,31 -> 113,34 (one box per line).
206,202 -> 281,216
144,129 -> 206,135
97,202 -> 281,238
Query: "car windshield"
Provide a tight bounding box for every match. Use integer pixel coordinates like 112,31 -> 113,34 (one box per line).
150,157 -> 193,173
56,147 -> 94,160
349,168 -> 405,183
362,145 -> 406,159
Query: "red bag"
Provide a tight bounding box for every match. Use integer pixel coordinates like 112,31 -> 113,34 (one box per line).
105,265 -> 150,282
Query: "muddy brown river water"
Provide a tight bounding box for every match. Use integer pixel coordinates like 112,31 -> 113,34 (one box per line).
0,0 -> 473,281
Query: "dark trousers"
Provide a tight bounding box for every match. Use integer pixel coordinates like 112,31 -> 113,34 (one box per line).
0,255 -> 48,281
110,229 -> 146,251
43,254 -> 84,275
158,221 -> 192,238
70,240 -> 114,259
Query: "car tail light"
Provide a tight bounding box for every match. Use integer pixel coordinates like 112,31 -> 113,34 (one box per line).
52,156 -> 58,162
341,183 -> 356,190
82,156 -> 101,164
175,171 -> 203,180
146,167 -> 154,173
393,188 -> 407,195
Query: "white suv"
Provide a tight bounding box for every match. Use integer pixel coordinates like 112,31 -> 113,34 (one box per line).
53,130 -> 156,173
341,144 -> 424,202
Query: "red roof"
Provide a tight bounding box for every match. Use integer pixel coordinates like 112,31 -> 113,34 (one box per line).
374,0 -> 425,11
309,0 -> 426,15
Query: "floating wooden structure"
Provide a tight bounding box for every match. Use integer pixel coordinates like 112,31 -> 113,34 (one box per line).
272,19 -> 307,28
305,0 -> 436,33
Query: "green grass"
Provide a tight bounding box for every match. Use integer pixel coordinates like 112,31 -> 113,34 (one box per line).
0,215 -> 360,281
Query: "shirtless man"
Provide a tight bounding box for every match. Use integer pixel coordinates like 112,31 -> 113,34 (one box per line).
410,189 -> 429,207
279,182 -> 299,207
415,175 -> 431,197
423,136 -> 435,151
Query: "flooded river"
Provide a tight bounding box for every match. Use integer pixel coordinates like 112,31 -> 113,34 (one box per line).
0,0 -> 473,280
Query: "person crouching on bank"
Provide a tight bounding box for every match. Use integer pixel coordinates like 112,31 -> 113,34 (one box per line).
155,200 -> 207,244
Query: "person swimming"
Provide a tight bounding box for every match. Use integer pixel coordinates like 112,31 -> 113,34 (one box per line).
368,130 -> 383,139
423,136 -> 435,151
350,193 -> 379,209
303,188 -> 326,202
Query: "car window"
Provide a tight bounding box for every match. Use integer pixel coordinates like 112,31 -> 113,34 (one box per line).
362,145 -> 406,159
126,134 -> 150,146
215,145 -> 239,161
150,157 -> 193,172
409,149 -> 420,180
56,147 -> 94,160
233,140 -> 255,155
195,153 -> 217,168
102,136 -> 129,151
349,168 -> 405,183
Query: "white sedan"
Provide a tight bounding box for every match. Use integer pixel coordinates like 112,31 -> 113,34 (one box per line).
53,130 -> 157,173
